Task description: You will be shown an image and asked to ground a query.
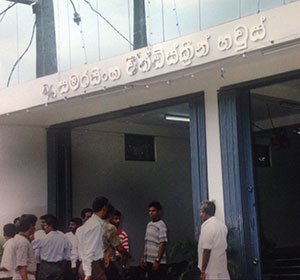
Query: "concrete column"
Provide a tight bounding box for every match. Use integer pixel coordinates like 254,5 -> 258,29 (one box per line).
204,86 -> 225,222
33,0 -> 57,78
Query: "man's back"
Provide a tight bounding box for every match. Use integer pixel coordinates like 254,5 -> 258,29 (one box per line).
198,217 -> 230,278
0,238 -> 15,279
13,234 -> 36,280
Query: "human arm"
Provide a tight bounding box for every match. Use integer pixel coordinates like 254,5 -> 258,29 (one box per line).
15,243 -> 30,280
200,249 -> 211,280
31,238 -> 42,250
152,241 -> 166,271
63,236 -> 71,261
116,244 -> 130,266
18,266 -> 29,280
70,235 -> 79,268
0,240 -> 14,272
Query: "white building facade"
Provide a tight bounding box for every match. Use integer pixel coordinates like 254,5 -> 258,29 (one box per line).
1,1 -> 300,278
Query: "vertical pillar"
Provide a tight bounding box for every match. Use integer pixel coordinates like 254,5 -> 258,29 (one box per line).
47,128 -> 72,231
218,89 -> 261,279
133,0 -> 147,50
33,0 -> 57,78
189,94 -> 208,240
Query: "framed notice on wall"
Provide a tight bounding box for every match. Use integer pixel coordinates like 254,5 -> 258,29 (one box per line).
125,134 -> 155,161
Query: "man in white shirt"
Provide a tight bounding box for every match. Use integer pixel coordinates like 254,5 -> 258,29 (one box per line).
64,217 -> 82,280
0,224 -> 17,280
198,201 -> 230,280
13,214 -> 37,280
33,215 -> 48,277
32,215 -> 71,280
76,196 -> 108,280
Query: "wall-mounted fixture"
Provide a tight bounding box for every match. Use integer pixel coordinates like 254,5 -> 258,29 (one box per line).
165,115 -> 190,122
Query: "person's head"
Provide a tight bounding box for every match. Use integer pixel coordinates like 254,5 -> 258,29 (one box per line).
13,217 -> 20,233
40,214 -> 52,230
69,217 -> 83,233
44,215 -> 58,234
104,204 -> 115,222
92,196 -> 108,219
3,223 -> 17,240
81,208 -> 93,223
13,217 -> 20,227
148,201 -> 162,221
112,209 -> 122,228
200,201 -> 216,222
19,214 -> 37,235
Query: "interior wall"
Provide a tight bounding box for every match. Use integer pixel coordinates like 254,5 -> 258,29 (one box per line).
255,134 -> 300,248
71,122 -> 194,265
0,125 -> 47,241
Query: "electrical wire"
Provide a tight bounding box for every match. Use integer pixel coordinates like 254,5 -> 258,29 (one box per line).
0,2 -> 15,23
146,0 -> 152,45
7,20 -> 36,87
67,0 -> 72,68
83,0 -> 133,47
96,0 -> 101,60
172,0 -> 181,37
0,2 -> 17,18
69,0 -> 77,14
77,0 -> 88,64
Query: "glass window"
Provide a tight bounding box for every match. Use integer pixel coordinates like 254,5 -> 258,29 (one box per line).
200,0 -> 240,30
259,0 -> 283,11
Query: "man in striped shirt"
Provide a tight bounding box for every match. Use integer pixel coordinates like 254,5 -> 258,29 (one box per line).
141,201 -> 168,280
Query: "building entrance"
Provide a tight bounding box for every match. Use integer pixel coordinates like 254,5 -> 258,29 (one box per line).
250,78 -> 300,280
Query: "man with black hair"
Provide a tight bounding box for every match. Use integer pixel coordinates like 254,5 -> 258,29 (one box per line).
13,214 -> 37,280
13,218 -> 20,234
76,196 -> 108,280
111,210 -> 129,272
64,218 -> 82,280
80,209 -> 93,224
0,224 -> 17,280
103,205 -> 129,280
33,215 -> 50,276
32,215 -> 71,280
198,201 -> 230,280
141,201 -> 168,280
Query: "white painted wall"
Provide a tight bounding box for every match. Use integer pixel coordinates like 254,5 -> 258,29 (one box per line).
0,125 -> 47,241
71,121 -> 194,265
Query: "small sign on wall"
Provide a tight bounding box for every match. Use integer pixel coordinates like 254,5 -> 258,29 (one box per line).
125,134 -> 155,161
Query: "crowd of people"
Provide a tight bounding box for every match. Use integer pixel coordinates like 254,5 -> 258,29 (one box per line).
0,197 -> 230,280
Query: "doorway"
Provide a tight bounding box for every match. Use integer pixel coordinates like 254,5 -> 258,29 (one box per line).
45,94 -> 207,269
250,78 -> 300,279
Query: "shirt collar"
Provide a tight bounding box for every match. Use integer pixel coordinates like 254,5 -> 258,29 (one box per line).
202,216 -> 216,226
92,213 -> 104,225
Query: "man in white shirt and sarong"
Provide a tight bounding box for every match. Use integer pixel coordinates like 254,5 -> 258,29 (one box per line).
198,201 -> 230,280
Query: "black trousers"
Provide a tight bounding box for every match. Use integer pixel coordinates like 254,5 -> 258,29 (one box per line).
79,259 -> 107,280
105,261 -> 120,280
38,261 -> 64,280
144,262 -> 167,280
64,260 -> 81,280
0,278 -> 12,280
